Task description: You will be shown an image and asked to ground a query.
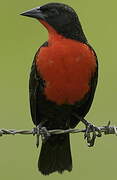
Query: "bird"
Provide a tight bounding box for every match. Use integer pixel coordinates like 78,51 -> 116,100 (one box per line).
20,2 -> 101,175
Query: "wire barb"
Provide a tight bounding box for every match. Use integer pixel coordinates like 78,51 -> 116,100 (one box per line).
0,121 -> 117,147
0,121 -> 116,135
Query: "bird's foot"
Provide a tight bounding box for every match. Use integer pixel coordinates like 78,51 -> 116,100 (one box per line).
32,123 -> 51,148
81,118 -> 102,147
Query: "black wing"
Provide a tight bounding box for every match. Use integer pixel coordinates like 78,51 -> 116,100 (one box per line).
29,42 -> 48,126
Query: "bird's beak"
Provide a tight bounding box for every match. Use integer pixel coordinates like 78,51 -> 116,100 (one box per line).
20,7 -> 46,20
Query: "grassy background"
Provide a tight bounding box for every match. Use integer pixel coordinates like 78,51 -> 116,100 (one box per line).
0,0 -> 117,179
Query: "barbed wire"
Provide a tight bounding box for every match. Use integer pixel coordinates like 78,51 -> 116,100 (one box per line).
0,121 -> 117,136
0,121 -> 117,147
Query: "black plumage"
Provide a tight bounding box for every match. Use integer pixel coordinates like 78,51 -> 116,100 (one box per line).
29,41 -> 98,175
22,2 -> 98,175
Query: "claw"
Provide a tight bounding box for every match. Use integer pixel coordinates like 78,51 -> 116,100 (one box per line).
32,124 -> 51,148
39,126 -> 51,143
72,114 -> 102,146
80,118 -> 102,147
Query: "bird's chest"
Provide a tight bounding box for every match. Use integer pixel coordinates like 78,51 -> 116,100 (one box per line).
36,41 -> 96,105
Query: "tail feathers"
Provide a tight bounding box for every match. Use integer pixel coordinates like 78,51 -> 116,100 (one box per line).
38,134 -> 72,175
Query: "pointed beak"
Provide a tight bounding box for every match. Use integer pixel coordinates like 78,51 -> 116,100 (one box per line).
20,7 -> 46,20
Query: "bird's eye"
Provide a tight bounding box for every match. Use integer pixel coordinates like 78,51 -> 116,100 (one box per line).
39,7 -> 49,13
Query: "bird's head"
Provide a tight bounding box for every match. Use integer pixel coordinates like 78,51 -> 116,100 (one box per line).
21,3 -> 87,42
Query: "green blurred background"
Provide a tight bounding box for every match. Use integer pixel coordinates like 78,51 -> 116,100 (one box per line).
0,0 -> 117,179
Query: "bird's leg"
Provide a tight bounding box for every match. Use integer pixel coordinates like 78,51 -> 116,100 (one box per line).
81,118 -> 102,147
73,114 -> 102,147
32,121 -> 51,148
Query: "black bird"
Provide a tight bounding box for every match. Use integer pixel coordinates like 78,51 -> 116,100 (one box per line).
21,2 -> 100,175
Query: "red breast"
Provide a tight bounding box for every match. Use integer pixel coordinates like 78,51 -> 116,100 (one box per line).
36,21 -> 97,105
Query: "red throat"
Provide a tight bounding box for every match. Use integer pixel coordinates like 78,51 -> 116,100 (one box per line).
39,19 -> 64,44
36,20 -> 97,105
